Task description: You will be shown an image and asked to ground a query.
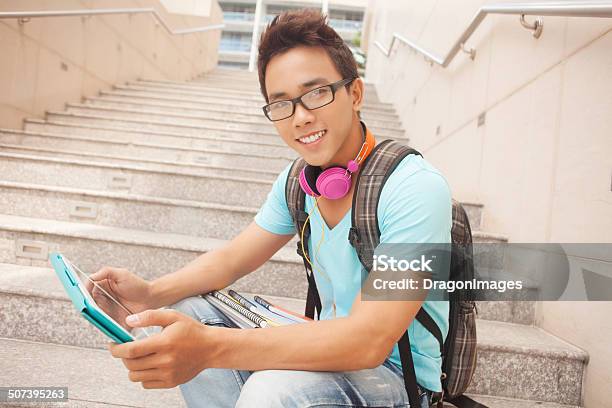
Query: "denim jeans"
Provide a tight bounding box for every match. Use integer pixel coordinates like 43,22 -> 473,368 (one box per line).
171,296 -> 432,408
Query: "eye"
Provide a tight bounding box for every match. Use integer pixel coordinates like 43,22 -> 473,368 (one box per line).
312,87 -> 330,96
270,100 -> 291,110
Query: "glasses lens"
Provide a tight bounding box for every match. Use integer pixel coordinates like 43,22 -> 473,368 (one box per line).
302,86 -> 333,109
266,100 -> 293,121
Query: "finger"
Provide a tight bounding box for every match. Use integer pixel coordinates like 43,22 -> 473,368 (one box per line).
126,309 -> 184,328
128,368 -> 162,383
109,334 -> 163,359
90,267 -> 121,282
92,279 -> 115,300
142,381 -> 169,389
84,278 -> 93,293
122,353 -> 166,371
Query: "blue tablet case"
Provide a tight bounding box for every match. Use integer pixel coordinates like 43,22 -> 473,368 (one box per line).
49,252 -> 135,343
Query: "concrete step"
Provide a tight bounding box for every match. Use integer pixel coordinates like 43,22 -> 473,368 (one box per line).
66,103 -> 280,135
0,335 -> 581,408
113,84 -> 398,114
472,230 -> 507,243
135,78 -> 266,97
0,143 -> 280,181
45,111 -> 288,145
0,180 -> 259,241
451,395 -> 579,408
45,111 -> 407,145
24,118 -> 296,155
0,264 -> 586,404
467,319 -> 586,405
0,337 -> 185,407
0,214 -> 305,297
100,89 -> 402,121
0,128 -> 293,174
63,103 -> 407,139
475,301 -> 535,326
86,96 -> 402,131
0,152 -> 272,207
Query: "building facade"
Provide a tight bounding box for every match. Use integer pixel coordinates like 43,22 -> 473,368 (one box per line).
218,0 -> 366,70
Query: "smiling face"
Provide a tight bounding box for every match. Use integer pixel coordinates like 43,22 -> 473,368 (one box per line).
264,46 -> 363,168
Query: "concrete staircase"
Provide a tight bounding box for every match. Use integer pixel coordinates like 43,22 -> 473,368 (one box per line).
0,68 -> 586,407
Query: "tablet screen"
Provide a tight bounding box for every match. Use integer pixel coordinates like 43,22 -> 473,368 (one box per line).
64,257 -> 143,337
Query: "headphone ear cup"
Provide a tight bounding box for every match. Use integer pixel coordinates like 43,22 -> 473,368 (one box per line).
316,167 -> 351,200
299,165 -> 323,196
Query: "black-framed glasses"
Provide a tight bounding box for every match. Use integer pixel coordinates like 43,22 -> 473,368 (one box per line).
262,77 -> 356,122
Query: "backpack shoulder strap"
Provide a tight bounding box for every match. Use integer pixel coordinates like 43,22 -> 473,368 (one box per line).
451,199 -> 473,246
349,139 -> 422,271
285,158 -> 307,230
285,158 -> 322,319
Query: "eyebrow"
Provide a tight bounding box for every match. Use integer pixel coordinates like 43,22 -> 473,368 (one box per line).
268,77 -> 330,101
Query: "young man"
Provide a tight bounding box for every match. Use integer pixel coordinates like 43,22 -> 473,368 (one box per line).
94,9 -> 451,408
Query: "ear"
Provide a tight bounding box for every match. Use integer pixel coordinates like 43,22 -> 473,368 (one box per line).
350,77 -> 364,114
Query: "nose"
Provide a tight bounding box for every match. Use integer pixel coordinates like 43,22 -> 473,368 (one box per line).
292,100 -> 315,128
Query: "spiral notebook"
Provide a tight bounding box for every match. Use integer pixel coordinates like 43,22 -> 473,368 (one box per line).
201,290 -> 311,329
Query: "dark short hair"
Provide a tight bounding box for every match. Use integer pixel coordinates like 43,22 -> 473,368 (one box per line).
257,8 -> 359,103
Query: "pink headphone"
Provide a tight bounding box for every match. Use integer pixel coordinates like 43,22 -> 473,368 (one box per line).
299,124 -> 376,200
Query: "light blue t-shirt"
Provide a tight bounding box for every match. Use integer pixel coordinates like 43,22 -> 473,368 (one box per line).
254,152 -> 452,392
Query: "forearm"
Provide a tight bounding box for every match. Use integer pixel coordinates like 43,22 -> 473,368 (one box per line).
150,249 -> 237,309
209,317 -> 390,372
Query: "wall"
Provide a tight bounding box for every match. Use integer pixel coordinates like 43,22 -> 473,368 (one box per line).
161,0 -> 214,17
364,1 -> 611,407
0,0 -> 223,129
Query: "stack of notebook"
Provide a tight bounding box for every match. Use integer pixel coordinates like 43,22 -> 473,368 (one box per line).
201,290 -> 311,329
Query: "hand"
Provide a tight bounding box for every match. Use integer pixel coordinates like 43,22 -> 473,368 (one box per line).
85,267 -> 154,331
109,309 -> 216,389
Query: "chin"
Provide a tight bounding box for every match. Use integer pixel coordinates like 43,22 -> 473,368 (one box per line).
302,152 -> 333,167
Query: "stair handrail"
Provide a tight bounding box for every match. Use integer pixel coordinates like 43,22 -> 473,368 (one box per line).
374,1 -> 612,67
0,8 -> 225,35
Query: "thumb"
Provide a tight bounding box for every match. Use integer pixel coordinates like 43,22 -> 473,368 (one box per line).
125,309 -> 184,328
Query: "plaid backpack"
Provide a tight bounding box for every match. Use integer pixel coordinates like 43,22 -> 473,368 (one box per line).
285,139 -> 485,408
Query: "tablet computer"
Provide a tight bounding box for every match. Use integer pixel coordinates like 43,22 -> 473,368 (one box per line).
49,252 -> 136,344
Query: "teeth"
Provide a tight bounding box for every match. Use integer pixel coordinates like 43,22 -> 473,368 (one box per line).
299,130 -> 326,144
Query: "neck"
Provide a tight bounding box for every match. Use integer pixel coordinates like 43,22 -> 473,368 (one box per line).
320,119 -> 364,170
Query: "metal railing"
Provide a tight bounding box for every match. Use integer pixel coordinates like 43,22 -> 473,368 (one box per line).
374,1 -> 612,67
0,8 -> 225,35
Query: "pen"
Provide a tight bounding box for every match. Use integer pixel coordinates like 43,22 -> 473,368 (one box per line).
254,295 -> 312,322
229,290 -> 295,325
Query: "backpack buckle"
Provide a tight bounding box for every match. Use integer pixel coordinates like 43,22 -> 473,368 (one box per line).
348,227 -> 360,247
431,391 -> 444,407
430,387 -> 444,407
296,241 -> 305,257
